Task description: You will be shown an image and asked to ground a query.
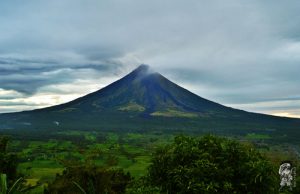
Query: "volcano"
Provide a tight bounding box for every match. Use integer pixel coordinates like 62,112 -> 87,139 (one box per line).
0,65 -> 299,134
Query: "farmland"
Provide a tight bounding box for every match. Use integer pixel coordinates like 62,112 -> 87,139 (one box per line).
4,130 -> 173,192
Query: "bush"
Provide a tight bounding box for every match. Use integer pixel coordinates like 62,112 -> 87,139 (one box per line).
45,166 -> 131,194
148,135 -> 277,194
125,177 -> 161,194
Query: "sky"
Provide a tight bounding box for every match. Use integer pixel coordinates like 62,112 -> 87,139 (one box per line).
0,0 -> 300,118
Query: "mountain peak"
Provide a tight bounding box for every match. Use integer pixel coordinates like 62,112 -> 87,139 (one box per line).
132,64 -> 153,76
1,64 -> 299,132
136,64 -> 150,71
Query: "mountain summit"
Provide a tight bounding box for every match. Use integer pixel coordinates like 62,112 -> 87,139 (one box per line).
0,65 -> 299,133
42,64 -> 228,115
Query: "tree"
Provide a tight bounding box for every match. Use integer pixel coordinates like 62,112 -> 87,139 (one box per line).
0,136 -> 18,184
45,165 -> 131,194
125,177 -> 161,194
0,136 -> 9,153
148,135 -> 277,194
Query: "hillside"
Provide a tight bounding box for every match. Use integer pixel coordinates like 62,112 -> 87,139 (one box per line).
0,65 -> 299,135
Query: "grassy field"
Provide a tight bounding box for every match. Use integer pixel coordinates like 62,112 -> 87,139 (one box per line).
6,131 -> 173,192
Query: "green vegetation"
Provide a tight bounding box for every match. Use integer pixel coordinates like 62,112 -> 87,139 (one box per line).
118,102 -> 145,112
151,109 -> 198,118
246,133 -> 271,140
148,135 -> 277,193
1,131 -> 300,193
45,166 -> 131,194
0,174 -> 23,194
0,136 -> 18,187
0,136 -> 29,194
1,131 -> 171,193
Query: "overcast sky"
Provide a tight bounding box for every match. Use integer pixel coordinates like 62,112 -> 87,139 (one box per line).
0,0 -> 300,118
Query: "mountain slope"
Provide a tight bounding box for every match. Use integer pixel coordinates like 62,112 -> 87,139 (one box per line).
40,65 -> 228,114
0,65 -> 299,134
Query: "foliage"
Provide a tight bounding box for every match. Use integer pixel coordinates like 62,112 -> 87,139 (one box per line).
0,174 -> 23,194
0,136 -> 18,186
0,136 -> 10,153
0,174 -> 7,194
148,135 -> 277,194
45,165 -> 131,194
125,177 -> 161,194
3,131 -> 300,193
72,181 -> 87,194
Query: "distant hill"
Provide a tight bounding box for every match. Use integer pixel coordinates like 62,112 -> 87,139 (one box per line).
0,65 -> 299,136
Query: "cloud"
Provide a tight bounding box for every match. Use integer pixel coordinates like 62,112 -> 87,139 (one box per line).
0,54 -> 125,94
0,0 -> 299,117
0,89 -> 24,100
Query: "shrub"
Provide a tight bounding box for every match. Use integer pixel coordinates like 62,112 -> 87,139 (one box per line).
45,166 -> 131,194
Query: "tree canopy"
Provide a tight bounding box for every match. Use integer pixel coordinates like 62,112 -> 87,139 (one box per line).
148,135 -> 277,194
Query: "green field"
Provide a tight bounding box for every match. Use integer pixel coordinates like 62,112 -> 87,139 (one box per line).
245,133 -> 271,140
5,130 -> 173,192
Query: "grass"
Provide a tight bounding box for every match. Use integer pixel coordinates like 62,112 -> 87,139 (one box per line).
18,160 -> 64,183
24,178 -> 39,187
30,168 -> 63,181
246,133 -> 271,140
106,133 -> 119,144
125,156 -> 151,177
118,102 -> 145,112
151,109 -> 198,118
117,156 -> 133,168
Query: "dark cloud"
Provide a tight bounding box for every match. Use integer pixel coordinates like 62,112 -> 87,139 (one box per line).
0,0 -> 299,116
0,56 -> 123,94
